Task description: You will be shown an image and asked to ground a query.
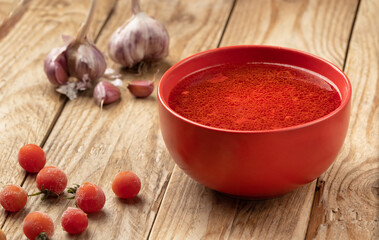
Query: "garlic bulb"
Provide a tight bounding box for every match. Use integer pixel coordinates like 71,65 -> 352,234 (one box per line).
43,0 -> 106,100
108,0 -> 169,67
66,39 -> 107,90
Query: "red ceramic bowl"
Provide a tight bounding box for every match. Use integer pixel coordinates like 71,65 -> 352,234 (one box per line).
158,45 -> 351,198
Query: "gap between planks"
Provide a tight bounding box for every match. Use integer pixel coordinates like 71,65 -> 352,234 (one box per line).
341,0 -> 362,71
147,0 -> 360,239
216,0 -> 238,48
1,94 -> 67,229
146,172 -> 173,240
145,1 -> 238,239
0,0 -> 119,230
304,0 -> 363,239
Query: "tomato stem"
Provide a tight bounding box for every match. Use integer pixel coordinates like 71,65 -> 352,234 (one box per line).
67,184 -> 80,194
36,232 -> 49,240
65,184 -> 80,200
28,185 -> 61,200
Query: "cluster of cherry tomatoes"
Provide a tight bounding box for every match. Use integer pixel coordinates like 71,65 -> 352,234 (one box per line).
0,144 -> 141,239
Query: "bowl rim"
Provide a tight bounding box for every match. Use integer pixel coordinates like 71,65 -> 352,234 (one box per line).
158,45 -> 352,134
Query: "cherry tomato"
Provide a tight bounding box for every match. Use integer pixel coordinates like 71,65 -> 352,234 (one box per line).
112,171 -> 141,199
75,182 -> 106,213
18,144 -> 46,173
61,207 -> 88,234
0,229 -> 6,240
36,166 -> 67,197
23,211 -> 54,240
0,185 -> 27,212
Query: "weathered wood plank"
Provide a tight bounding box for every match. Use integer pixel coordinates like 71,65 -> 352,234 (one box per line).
306,0 -> 379,239
1,0 -> 234,239
221,0 -> 358,66
0,0 -> 116,231
152,168 -> 315,239
0,0 -> 32,48
0,0 -> 17,21
149,0 -> 359,239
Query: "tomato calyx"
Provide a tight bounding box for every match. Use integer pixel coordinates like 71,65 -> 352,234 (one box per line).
36,232 -> 49,240
65,184 -> 80,199
28,185 -> 62,200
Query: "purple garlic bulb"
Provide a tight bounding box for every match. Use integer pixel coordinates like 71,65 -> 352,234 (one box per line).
66,40 -> 107,89
108,0 -> 169,68
43,0 -> 107,100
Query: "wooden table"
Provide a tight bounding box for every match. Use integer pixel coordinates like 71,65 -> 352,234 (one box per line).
0,0 -> 378,239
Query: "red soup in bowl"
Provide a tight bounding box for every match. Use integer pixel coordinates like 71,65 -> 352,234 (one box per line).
158,45 -> 351,198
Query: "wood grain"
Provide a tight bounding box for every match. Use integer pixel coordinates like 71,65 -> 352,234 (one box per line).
1,0 -> 234,239
149,0 -> 359,239
222,0 -> 358,67
306,0 -> 379,239
151,168 -> 315,240
0,0 -> 116,231
0,0 -> 17,21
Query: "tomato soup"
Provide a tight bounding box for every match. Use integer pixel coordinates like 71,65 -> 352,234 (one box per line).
168,63 -> 341,131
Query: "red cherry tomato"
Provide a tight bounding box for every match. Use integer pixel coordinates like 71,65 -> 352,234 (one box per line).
18,144 -> 46,173
75,182 -> 106,213
23,211 -> 54,240
36,166 -> 67,197
112,171 -> 141,199
61,207 -> 88,234
0,185 -> 27,212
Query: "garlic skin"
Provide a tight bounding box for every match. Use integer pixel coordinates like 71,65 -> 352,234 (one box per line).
127,80 -> 154,98
56,81 -> 78,100
43,0 -> 107,99
108,0 -> 169,67
66,39 -> 107,89
93,81 -> 121,106
44,37 -> 107,98
44,46 -> 68,85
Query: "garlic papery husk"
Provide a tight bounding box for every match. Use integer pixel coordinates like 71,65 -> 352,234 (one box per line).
93,81 -> 121,107
44,46 -> 68,85
66,39 -> 107,89
108,0 -> 169,68
104,68 -> 122,79
56,81 -> 78,100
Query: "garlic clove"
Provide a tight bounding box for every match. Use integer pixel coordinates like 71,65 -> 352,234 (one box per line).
108,0 -> 169,67
127,80 -> 154,98
44,46 -> 69,85
93,81 -> 121,106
